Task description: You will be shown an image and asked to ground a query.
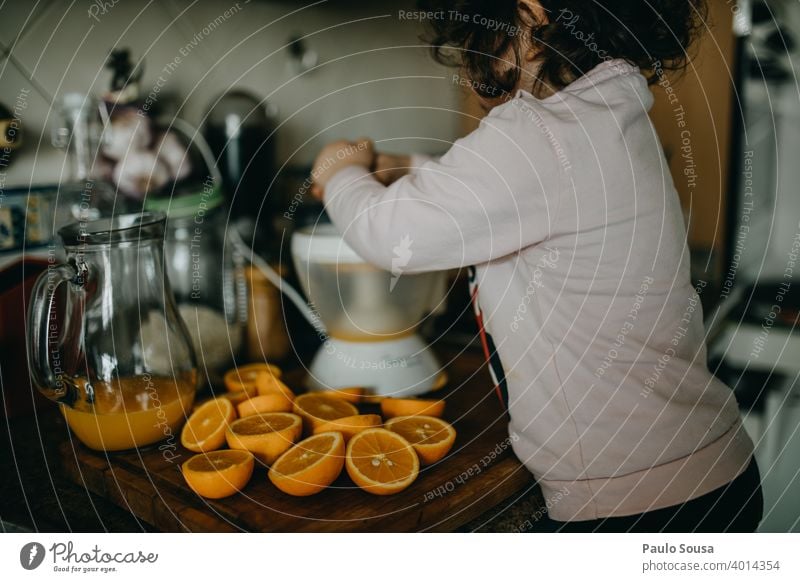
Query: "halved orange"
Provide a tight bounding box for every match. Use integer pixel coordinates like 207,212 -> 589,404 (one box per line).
255,373 -> 295,401
226,412 -> 302,465
268,432 -> 345,496
182,449 -> 254,499
325,387 -> 366,403
293,393 -> 359,433
380,397 -> 445,419
180,398 -> 236,453
313,414 -> 382,442
217,390 -> 252,406
237,392 -> 293,417
346,428 -> 419,495
384,415 -> 456,465
224,362 -> 282,395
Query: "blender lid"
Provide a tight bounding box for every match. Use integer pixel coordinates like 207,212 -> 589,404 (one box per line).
291,223 -> 366,264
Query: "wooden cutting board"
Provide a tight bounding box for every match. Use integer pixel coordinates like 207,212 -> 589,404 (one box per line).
58,350 -> 535,532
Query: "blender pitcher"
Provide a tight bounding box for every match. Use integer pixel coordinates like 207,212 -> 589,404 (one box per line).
27,212 -> 198,451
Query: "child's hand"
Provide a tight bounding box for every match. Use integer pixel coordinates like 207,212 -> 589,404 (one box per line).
311,138 -> 375,199
374,153 -> 412,186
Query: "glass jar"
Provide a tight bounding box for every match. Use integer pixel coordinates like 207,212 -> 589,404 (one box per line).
51,93 -> 120,232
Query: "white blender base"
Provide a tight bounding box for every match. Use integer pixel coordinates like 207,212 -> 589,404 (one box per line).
306,335 -> 441,398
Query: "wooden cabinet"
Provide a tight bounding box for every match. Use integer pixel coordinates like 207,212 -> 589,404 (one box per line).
650,2 -> 737,279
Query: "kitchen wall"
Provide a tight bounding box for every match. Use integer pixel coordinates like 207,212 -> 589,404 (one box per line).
0,0 -> 463,187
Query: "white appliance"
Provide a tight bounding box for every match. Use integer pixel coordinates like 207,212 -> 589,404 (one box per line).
291,223 -> 445,397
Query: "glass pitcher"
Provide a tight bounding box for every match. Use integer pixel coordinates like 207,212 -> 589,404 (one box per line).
27,212 -> 198,451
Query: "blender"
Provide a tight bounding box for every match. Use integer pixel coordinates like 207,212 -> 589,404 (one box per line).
291,223 -> 445,396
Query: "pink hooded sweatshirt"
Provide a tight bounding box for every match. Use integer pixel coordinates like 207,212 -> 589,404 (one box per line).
323,59 -> 754,521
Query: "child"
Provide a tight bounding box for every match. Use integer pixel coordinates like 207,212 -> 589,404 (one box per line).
310,0 -> 762,532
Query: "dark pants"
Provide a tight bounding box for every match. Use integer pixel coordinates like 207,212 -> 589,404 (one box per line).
529,457 -> 763,532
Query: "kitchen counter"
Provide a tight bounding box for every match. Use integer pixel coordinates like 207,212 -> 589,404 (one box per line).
0,349 -> 547,532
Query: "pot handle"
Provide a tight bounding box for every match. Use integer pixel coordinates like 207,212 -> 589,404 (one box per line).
26,263 -> 79,404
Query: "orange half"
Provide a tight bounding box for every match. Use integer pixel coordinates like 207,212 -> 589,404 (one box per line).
268,432 -> 345,496
224,362 -> 282,395
325,387 -> 366,403
313,414 -> 382,442
180,398 -> 236,453
293,393 -> 359,433
255,373 -> 295,401
237,392 -> 293,417
346,428 -> 419,495
182,449 -> 254,499
384,415 -> 456,465
226,412 -> 302,465
217,390 -> 252,406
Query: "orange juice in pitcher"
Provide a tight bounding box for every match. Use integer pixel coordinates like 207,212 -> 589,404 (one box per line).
27,213 -> 199,452
61,374 -> 196,451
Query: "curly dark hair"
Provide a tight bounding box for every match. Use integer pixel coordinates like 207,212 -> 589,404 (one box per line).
418,0 -> 708,98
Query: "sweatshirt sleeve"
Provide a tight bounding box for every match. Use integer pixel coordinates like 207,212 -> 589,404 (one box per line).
323,100 -> 562,273
409,153 -> 436,173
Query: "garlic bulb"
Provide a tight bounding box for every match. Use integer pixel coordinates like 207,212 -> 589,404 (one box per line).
101,111 -> 151,161
155,130 -> 191,182
112,151 -> 170,198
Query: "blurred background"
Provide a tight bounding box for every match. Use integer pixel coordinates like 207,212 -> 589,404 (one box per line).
0,0 -> 460,185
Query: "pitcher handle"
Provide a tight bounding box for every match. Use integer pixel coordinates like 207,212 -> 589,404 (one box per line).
26,263 -> 79,404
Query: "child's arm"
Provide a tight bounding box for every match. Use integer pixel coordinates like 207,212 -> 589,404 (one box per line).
373,153 -> 435,185
318,107 -> 559,273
